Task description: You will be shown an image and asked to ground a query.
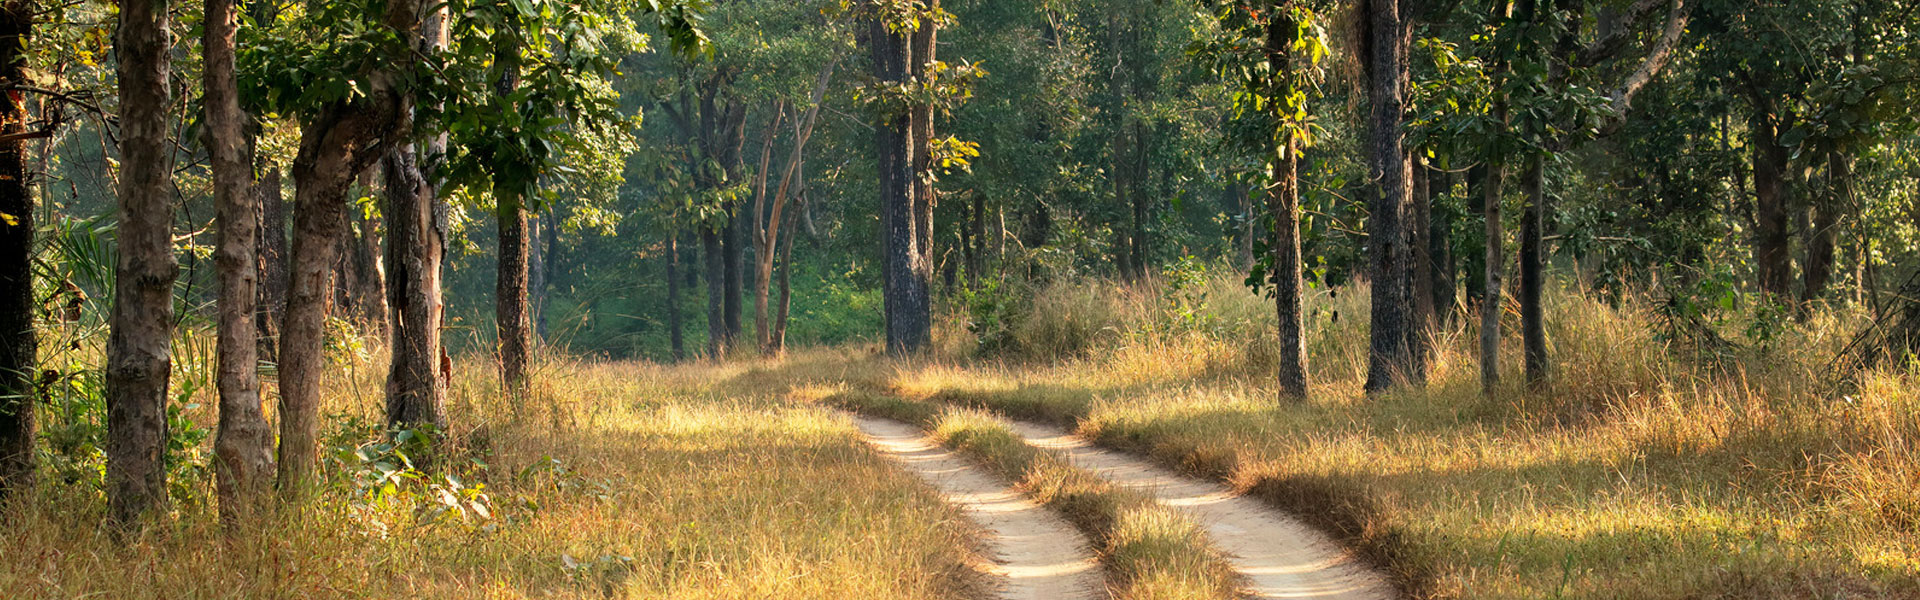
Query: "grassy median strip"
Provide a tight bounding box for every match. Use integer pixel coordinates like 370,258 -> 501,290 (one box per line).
812,385 -> 1242,600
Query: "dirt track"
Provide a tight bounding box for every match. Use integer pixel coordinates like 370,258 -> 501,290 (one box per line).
1006,420 -> 1398,600
851,416 -> 1104,600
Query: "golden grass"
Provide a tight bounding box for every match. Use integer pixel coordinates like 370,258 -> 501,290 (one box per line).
1,346 -> 988,599
816,384 -> 1237,600
890,274 -> 1920,599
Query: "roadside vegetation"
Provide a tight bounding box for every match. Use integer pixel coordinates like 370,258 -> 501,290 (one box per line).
842,270 -> 1920,599
1,342 -> 988,599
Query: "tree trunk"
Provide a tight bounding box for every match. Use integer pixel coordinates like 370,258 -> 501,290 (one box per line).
703,228 -> 724,357
870,8 -> 930,355
352,203 -> 389,337
667,232 -> 685,361
206,0 -> 274,523
751,105 -> 785,352
911,1 -> 939,273
1520,158 -> 1548,386
277,0 -> 421,498
1362,0 -> 1417,393
1268,4 -> 1307,400
381,146 -> 446,431
1480,158 -> 1506,396
1408,154 -> 1435,376
0,0 -> 37,502
496,200 -> 531,395
107,0 -> 175,525
1804,152 -> 1846,306
255,168 -> 287,361
722,208 -> 743,346
1750,110 -> 1793,300
1430,168 -> 1456,322
1462,165 -> 1487,307
775,206 -> 797,353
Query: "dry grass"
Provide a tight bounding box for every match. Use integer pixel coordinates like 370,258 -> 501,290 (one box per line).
894,273 -> 1920,599
815,384 -> 1238,600
0,345 -> 988,599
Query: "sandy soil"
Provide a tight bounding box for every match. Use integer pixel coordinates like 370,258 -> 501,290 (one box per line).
851,416 -> 1106,600
1006,421 -> 1398,600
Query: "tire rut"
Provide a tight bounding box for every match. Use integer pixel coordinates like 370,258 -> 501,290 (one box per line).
1005,420 -> 1398,600
850,415 -> 1106,600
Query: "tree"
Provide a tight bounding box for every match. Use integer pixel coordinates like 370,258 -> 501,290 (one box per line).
248,0 -> 430,496
1361,0 -> 1419,393
105,0 -> 175,525
866,1 -> 929,355
382,2 -> 451,432
0,0 -> 37,503
207,0 -> 275,522
752,55 -> 841,354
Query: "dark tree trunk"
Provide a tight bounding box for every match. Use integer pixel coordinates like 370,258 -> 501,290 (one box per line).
1131,122 -> 1151,276
277,0 -> 421,498
1463,165 -> 1487,307
1408,155 -> 1435,376
1804,152 -> 1847,306
351,203 -> 389,337
869,7 -> 930,355
1520,158 -> 1548,386
496,201 -> 531,394
381,146 -> 446,431
723,207 -> 743,346
1430,168 -> 1456,322
775,207 -> 797,353
255,168 -> 287,361
107,0 -> 176,525
703,228 -> 724,357
0,1 -> 37,502
1750,110 -> 1793,300
1269,4 -> 1307,400
206,0 -> 274,523
667,232 -> 685,361
911,1 -> 939,274
1362,0 -> 1418,393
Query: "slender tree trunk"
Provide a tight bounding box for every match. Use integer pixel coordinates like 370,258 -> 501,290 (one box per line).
106,0 -> 175,525
1520,158 -> 1548,386
1480,159 -> 1506,395
384,4 -> 448,433
1463,165 -> 1487,306
751,105 -> 785,352
667,232 -> 684,361
496,200 -> 531,394
1430,168 -> 1455,322
911,2 -> 938,273
255,168 -> 287,361
1362,0 -> 1417,393
1750,110 -> 1792,300
1268,4 -> 1307,400
1131,122 -> 1151,276
1408,154 -> 1435,376
352,204 -> 389,337
530,213 -> 550,341
722,209 -> 743,346
1804,152 -> 1846,306
870,7 -> 930,355
206,0 -> 274,523
775,207 -> 797,353
0,0 -> 38,502
381,146 -> 446,431
703,228 -> 724,357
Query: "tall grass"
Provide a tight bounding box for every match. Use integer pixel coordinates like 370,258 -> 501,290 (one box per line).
913,267 -> 1920,599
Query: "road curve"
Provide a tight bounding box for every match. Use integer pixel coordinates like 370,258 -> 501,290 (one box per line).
850,415 -> 1105,600
1006,420 -> 1398,600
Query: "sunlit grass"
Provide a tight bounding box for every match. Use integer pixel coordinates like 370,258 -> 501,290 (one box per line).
1,346 -> 987,599
893,274 -> 1920,599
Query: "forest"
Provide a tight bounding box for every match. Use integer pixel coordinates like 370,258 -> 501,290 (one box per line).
1,0 -> 1918,598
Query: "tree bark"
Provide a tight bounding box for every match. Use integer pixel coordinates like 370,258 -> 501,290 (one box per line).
1408,155 -> 1435,375
750,104 -> 785,352
1520,158 -> 1548,386
703,228 -> 724,357
255,168 -> 287,361
207,0 -> 275,523
1268,3 -> 1307,400
911,1 -> 939,274
496,201 -> 531,394
869,6 -> 930,355
381,146 -> 446,431
0,0 -> 37,502
667,232 -> 685,361
1750,109 -> 1793,300
278,0 -> 421,494
1362,0 -> 1418,393
1480,158 -> 1506,396
106,0 -> 176,525
1804,152 -> 1846,306
351,202 -> 389,337
1430,168 -> 1455,322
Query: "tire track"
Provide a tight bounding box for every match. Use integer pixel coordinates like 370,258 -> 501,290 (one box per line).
850,415 -> 1106,600
1005,420 -> 1397,600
